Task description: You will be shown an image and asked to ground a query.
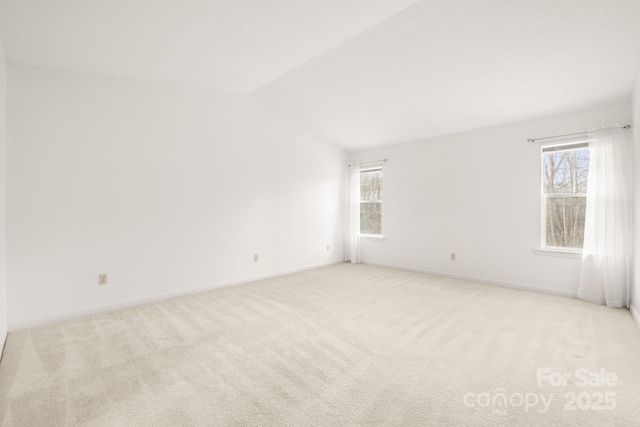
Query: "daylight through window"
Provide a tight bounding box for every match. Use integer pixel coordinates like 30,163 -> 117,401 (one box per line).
360,167 -> 382,235
542,142 -> 589,249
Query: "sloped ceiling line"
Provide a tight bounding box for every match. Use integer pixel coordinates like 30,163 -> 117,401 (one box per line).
1,0 -> 639,150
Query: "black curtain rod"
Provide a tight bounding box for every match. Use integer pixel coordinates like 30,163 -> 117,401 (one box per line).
527,125 -> 631,143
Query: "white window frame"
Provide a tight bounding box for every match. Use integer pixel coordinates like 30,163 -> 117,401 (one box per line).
539,140 -> 590,254
359,166 -> 383,237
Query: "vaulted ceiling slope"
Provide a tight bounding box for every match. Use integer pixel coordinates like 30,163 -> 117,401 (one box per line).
1,0 -> 640,151
0,0 -> 419,92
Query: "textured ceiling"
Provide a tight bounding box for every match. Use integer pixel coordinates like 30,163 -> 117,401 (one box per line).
1,0 -> 640,150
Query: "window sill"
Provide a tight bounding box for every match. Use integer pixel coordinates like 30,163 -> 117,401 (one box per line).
533,248 -> 582,259
360,234 -> 385,240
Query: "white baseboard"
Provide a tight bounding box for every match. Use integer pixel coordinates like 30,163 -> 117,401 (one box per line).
630,304 -> 640,330
8,259 -> 343,332
361,262 -> 579,299
0,325 -> 7,362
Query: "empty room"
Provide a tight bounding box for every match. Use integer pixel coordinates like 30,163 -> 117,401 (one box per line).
1,1 -> 640,426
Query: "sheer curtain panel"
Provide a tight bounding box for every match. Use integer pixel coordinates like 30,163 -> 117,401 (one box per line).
348,165 -> 361,264
578,125 -> 633,307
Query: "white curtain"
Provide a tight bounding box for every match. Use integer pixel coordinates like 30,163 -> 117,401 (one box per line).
578,125 -> 633,307
347,165 -> 361,264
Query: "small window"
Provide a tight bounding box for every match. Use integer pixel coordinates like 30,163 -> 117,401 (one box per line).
541,142 -> 589,249
360,167 -> 382,235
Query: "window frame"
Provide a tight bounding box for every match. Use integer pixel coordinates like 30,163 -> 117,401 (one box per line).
359,166 -> 383,237
540,139 -> 590,253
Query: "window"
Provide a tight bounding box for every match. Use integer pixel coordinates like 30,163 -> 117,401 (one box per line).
360,167 -> 382,235
541,142 -> 589,249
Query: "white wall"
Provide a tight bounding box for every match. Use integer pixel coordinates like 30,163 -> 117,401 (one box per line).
6,64 -> 347,329
632,72 -> 640,327
350,101 -> 631,297
0,32 -> 7,350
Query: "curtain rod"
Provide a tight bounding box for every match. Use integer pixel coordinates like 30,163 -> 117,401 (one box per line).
527,125 -> 630,143
348,159 -> 387,167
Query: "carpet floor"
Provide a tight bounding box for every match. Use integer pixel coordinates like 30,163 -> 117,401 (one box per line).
1,263 -> 639,426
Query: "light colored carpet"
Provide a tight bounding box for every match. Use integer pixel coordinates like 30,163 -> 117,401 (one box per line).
1,263 -> 639,426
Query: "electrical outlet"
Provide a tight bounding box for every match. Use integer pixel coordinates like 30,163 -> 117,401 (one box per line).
98,273 -> 108,285
326,245 -> 330,251
254,254 -> 259,262
450,253 -> 456,261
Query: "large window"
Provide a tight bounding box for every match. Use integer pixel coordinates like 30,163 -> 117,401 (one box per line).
360,167 -> 382,235
542,142 -> 589,249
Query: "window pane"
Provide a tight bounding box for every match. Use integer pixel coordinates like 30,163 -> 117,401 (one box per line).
543,149 -> 589,194
546,196 -> 586,248
360,202 -> 381,235
360,169 -> 382,201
